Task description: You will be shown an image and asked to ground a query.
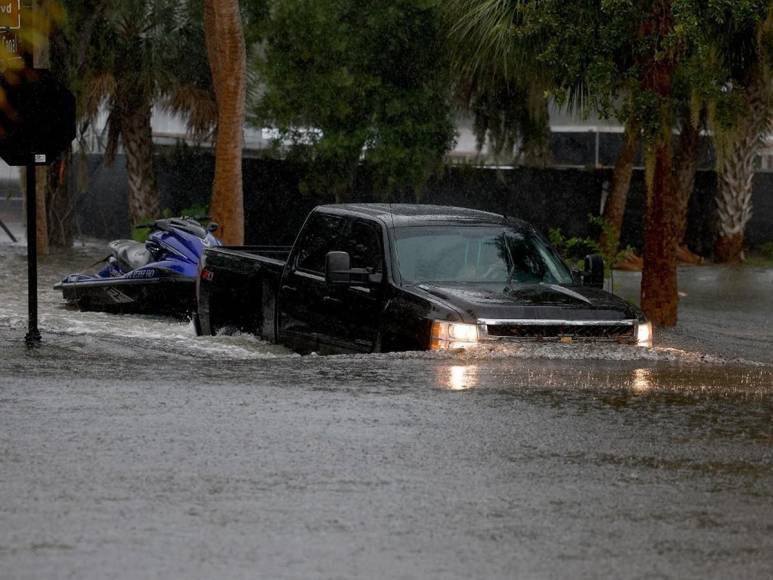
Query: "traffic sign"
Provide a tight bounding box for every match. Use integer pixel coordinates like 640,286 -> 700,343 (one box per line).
0,68 -> 76,166
0,1 -> 20,30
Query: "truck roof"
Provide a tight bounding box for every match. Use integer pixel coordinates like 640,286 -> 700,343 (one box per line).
317,203 -> 528,229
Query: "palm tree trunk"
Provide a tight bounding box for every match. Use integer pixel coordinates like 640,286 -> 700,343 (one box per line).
672,113 -> 701,245
120,102 -> 160,225
204,0 -> 246,245
715,74 -> 769,263
599,120 -> 638,257
45,154 -> 75,248
640,0 -> 679,327
641,141 -> 681,326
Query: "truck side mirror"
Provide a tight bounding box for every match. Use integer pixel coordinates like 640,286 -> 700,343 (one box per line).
325,251 -> 351,286
583,253 -> 605,288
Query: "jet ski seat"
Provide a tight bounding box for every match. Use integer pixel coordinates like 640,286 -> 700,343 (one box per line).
109,239 -> 153,271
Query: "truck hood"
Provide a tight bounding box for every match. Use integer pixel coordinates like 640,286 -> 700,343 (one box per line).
412,282 -> 642,322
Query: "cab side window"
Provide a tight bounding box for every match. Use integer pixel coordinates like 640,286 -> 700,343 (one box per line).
345,221 -> 384,273
295,213 -> 345,274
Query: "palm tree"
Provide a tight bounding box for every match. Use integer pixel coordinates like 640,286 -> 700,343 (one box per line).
445,0 -> 552,165
446,0 -> 643,260
203,0 -> 246,245
64,0 -> 216,226
712,11 -> 772,262
714,71 -> 771,262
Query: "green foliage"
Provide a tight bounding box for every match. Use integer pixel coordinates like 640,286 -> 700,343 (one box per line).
548,228 -> 599,271
446,0 -> 770,149
131,217 -> 153,243
549,215 -> 634,276
745,241 -> 773,267
758,241 -> 773,260
248,0 -> 455,200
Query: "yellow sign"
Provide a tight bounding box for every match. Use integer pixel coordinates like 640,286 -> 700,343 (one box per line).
0,1 -> 20,30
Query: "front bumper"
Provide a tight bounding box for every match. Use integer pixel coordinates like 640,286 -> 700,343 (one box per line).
429,318 -> 652,350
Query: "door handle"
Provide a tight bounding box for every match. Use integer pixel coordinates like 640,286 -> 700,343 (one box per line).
281,285 -> 297,294
322,295 -> 342,306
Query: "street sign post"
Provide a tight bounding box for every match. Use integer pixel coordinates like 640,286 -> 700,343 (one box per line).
24,163 -> 40,343
0,67 -> 76,344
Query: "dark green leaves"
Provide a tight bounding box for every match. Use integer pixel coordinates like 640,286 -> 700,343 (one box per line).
250,0 -> 455,199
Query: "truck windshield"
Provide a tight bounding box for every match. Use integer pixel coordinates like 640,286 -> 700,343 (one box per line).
394,225 -> 574,286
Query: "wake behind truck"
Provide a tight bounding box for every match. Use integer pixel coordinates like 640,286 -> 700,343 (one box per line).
195,204 -> 652,354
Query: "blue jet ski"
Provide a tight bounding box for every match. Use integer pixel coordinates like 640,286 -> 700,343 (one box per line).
55,217 -> 221,315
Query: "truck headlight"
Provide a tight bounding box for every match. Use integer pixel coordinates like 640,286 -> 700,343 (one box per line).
430,321 -> 479,350
636,321 -> 653,348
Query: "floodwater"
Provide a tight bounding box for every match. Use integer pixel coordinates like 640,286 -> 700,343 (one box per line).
1,234 -> 772,579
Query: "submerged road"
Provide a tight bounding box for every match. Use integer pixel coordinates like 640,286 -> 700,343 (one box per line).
0,240 -> 772,579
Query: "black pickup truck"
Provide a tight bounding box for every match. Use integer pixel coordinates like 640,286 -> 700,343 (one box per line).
195,204 -> 652,353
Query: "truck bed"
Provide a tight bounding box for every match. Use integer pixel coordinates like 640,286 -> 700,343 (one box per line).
196,245 -> 292,337
204,245 -> 292,271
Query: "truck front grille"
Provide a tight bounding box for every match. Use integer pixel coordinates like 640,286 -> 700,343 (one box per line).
480,319 -> 636,342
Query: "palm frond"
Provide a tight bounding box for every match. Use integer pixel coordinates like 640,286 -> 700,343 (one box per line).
163,85 -> 218,139
446,0 -> 528,89
81,72 -> 116,119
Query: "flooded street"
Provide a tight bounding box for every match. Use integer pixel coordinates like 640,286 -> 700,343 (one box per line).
1,237 -> 773,579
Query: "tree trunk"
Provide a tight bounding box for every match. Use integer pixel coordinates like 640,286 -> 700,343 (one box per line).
714,232 -> 744,262
714,73 -> 769,263
204,0 -> 246,245
599,121 -> 638,257
120,101 -> 160,225
641,142 -> 680,326
46,152 -> 74,248
673,113 -> 701,245
639,0 -> 679,327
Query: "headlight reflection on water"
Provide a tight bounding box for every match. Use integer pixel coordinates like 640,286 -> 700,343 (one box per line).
631,367 -> 654,393
439,365 -> 480,391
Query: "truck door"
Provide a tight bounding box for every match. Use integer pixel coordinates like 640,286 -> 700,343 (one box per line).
277,212 -> 345,354
318,219 -> 385,353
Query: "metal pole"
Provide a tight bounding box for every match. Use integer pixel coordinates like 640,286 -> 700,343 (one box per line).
25,163 -> 41,345
0,217 -> 17,243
